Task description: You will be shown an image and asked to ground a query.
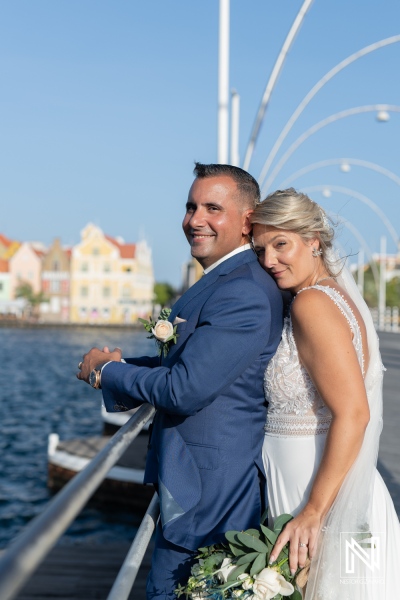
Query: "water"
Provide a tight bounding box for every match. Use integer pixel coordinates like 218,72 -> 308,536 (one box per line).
0,326 -> 155,549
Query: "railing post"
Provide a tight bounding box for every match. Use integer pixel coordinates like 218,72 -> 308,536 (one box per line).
107,493 -> 160,600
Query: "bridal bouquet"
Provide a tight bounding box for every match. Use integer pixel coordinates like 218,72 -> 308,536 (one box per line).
176,514 -> 308,600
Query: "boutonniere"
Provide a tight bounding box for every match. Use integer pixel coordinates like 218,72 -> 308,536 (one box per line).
139,308 -> 179,357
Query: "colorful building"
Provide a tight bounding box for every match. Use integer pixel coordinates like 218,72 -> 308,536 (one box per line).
70,223 -> 154,324
9,242 -> 44,299
41,238 -> 71,323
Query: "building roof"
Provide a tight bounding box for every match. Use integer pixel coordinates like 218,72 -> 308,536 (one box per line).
105,235 -> 136,259
33,248 -> 45,259
0,233 -> 13,248
0,258 -> 9,273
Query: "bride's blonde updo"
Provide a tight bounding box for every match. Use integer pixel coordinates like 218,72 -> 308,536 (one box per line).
251,187 -> 338,276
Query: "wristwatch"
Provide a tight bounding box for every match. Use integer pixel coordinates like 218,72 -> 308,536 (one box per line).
89,368 -> 102,389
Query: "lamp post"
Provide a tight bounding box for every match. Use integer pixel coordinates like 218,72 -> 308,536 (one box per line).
330,215 -> 380,293
242,0 -> 314,170
358,249 -> 365,296
218,0 -> 230,163
279,158 -> 400,190
329,216 -> 380,292
230,90 -> 240,166
261,105 -> 400,194
302,184 -> 399,249
255,35 -> 400,179
379,236 -> 387,330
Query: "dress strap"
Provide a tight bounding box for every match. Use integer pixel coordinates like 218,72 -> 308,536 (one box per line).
296,285 -> 365,375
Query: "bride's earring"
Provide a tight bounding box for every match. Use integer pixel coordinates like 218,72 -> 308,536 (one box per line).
312,247 -> 323,257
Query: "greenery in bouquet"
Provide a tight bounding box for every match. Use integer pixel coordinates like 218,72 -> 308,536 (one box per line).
176,514 -> 309,600
139,307 -> 178,357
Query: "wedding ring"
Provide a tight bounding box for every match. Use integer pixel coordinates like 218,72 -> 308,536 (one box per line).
299,542 -> 308,548
78,362 -> 83,369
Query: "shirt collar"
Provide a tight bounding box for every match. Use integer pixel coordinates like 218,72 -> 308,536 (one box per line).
203,243 -> 252,275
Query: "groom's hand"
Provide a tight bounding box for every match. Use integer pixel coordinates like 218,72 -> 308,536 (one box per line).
77,347 -> 122,384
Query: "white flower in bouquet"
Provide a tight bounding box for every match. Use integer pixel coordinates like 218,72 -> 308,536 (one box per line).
217,557 -> 237,583
152,319 -> 174,342
252,567 -> 294,599
238,573 -> 254,590
191,591 -> 208,600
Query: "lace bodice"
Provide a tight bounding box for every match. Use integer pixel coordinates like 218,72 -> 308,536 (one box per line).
264,285 -> 365,436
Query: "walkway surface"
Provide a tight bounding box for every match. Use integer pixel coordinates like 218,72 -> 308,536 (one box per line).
13,332 -> 400,599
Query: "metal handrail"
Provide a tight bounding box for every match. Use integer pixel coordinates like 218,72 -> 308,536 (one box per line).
107,492 -> 160,600
0,403 -> 156,600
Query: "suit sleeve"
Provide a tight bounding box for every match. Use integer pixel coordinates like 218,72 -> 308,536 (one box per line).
124,356 -> 160,368
101,277 -> 272,415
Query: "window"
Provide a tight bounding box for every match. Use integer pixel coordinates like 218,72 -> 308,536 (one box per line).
103,287 -> 111,298
122,286 -> 131,298
102,308 -> 109,319
53,260 -> 60,272
81,263 -> 88,272
81,286 -> 88,297
51,280 -> 60,293
92,247 -> 100,256
103,263 -> 111,272
80,307 -> 87,318
0,283 -> 3,292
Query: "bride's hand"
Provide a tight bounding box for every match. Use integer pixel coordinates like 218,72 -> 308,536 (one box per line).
269,505 -> 322,574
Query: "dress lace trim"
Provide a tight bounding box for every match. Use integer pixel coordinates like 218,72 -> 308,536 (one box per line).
264,414 -> 331,436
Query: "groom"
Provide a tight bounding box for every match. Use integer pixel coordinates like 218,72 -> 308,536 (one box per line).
78,163 -> 283,599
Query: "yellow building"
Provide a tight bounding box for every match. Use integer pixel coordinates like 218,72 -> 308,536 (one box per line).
70,223 -> 154,324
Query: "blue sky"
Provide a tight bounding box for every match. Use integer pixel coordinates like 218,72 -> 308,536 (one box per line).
1,1 -> 399,285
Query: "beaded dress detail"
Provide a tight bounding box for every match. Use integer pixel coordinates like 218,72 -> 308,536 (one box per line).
264,285 -> 364,437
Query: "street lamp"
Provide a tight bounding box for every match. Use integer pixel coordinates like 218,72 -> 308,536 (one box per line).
376,110 -> 390,122
303,184 -> 399,249
260,104 -> 400,194
242,0 -> 314,170
279,157 -> 400,197
328,214 -> 380,293
254,34 -> 400,178
218,0 -> 230,163
230,90 -> 240,167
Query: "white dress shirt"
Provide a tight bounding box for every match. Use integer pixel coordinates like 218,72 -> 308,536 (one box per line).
203,243 -> 252,275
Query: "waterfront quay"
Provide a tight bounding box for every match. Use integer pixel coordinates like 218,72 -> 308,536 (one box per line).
5,332 -> 400,600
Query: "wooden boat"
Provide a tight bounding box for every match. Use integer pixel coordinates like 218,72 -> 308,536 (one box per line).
101,403 -> 151,436
47,430 -> 153,510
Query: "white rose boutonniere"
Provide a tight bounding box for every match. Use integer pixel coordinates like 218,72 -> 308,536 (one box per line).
139,308 -> 178,357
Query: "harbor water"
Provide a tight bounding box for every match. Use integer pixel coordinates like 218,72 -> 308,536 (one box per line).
0,326 -> 154,549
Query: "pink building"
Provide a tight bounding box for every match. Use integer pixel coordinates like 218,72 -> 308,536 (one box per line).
9,242 -> 44,299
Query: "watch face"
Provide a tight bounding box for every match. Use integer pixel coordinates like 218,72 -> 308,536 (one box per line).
89,369 -> 98,387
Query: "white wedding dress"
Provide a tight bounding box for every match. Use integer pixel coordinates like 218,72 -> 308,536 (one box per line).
262,283 -> 400,599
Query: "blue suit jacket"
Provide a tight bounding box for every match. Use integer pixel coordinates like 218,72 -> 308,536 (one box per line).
102,250 -> 283,550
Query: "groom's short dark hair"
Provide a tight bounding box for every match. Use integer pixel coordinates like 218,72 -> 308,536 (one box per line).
193,162 -> 260,209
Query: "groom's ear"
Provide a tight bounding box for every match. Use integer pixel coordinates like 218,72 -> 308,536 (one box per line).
242,209 -> 253,236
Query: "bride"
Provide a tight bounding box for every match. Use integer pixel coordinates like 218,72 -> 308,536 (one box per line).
251,188 -> 400,599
